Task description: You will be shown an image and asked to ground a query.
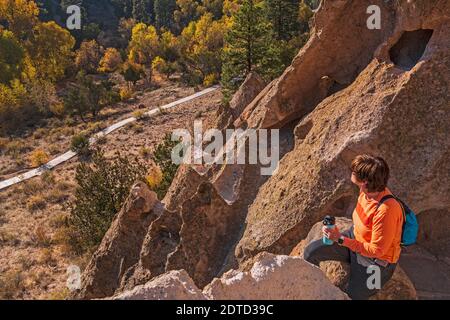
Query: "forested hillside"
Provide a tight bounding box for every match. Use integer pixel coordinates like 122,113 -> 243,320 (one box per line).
1,0 -> 316,136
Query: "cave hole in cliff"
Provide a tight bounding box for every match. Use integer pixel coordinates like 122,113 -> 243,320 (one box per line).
389,29 -> 433,70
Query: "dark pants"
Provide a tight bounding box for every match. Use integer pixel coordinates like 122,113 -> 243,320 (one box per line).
303,228 -> 397,300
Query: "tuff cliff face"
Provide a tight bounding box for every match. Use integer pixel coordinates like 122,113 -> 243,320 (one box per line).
236,0 -> 450,262
74,0 -> 450,300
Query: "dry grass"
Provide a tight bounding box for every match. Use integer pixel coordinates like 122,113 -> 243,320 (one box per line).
0,269 -> 24,299
45,288 -> 70,300
27,195 -> 47,212
4,140 -> 31,158
0,227 -> 16,244
49,213 -> 69,229
22,180 -> 44,196
37,248 -> 56,266
44,189 -> 68,204
32,128 -> 49,140
32,226 -> 52,247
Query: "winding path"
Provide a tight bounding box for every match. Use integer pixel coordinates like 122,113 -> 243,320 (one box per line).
0,86 -> 219,191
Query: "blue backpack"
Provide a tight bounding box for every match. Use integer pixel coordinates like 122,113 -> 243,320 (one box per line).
377,195 -> 419,246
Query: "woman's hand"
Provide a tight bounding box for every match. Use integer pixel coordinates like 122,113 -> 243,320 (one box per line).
322,225 -> 341,242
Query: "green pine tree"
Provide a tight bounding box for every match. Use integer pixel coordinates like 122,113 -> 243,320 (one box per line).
221,0 -> 282,91
154,0 -> 176,30
132,0 -> 154,24
265,0 -> 301,41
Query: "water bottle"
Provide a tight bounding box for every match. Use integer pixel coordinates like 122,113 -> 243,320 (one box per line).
323,215 -> 336,245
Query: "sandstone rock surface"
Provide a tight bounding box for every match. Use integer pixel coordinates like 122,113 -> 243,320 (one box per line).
74,182 -> 159,299
77,0 -> 450,300
112,253 -> 348,300
113,270 -> 206,300
236,0 -> 450,262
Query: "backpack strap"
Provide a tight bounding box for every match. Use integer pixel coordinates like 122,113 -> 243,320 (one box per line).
377,195 -> 396,208
377,195 -> 406,223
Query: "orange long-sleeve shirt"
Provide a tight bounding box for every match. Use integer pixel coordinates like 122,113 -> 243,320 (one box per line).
343,188 -> 403,263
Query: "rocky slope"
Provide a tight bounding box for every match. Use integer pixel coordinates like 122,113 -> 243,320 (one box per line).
111,252 -> 349,300
74,0 -> 450,300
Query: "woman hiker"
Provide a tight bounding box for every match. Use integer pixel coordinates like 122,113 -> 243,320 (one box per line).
303,154 -> 404,299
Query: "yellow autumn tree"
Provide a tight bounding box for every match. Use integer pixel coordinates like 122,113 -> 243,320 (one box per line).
0,29 -> 25,84
128,23 -> 159,82
179,13 -> 226,84
27,21 -> 75,82
75,40 -> 103,73
98,47 -> 123,73
0,0 -> 39,39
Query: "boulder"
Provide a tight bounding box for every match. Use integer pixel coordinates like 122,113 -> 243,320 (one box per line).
165,182 -> 243,288
203,252 -> 348,300
113,270 -> 206,300
163,165 -> 211,212
74,182 -> 159,299
118,206 -> 183,292
112,253 -> 348,300
229,72 -> 266,120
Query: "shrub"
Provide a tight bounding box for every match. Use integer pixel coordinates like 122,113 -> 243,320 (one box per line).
27,195 -> 47,212
37,248 -> 55,265
32,128 -> 48,140
41,171 -> 55,184
132,110 -> 148,120
96,135 -> 107,145
203,73 -> 218,87
86,122 -> 105,135
146,166 -> 163,189
46,288 -> 70,300
56,180 -> 73,191
29,149 -> 50,167
194,111 -> 203,119
33,226 -> 52,247
51,226 -> 77,256
0,137 -> 8,152
130,122 -> 144,133
0,228 -> 16,244
48,144 -> 61,156
139,146 -> 151,158
151,134 -> 181,199
119,87 -> 133,101
49,102 -> 65,117
49,213 -> 69,229
68,149 -> 148,253
71,133 -> 91,157
0,269 -> 23,299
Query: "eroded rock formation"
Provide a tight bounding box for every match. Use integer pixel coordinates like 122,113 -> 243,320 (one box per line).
77,0 -> 450,300
74,182 -> 159,299
236,0 -> 450,262
112,253 -> 349,300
